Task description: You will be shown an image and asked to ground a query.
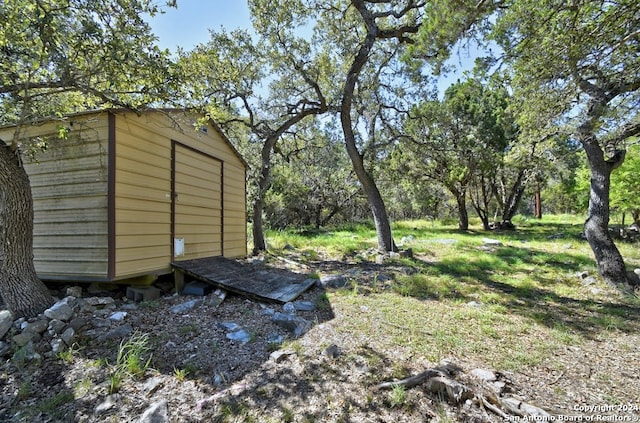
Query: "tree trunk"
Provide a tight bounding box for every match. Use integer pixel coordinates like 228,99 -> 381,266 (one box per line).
581,136 -> 633,288
340,1 -> 397,252
0,141 -> 54,318
534,181 -> 542,219
501,169 -> 527,223
470,175 -> 491,230
250,140 -> 274,255
450,188 -> 469,231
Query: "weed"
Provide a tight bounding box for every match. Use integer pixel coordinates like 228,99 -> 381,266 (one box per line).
389,384 -> 406,408
56,343 -> 81,363
38,391 -> 74,414
73,378 -> 93,398
11,343 -> 40,370
115,331 -> 152,378
106,332 -> 153,394
173,367 -> 190,381
107,372 -> 123,394
17,380 -> 33,400
282,340 -> 303,356
281,406 -> 295,422
315,292 -> 331,310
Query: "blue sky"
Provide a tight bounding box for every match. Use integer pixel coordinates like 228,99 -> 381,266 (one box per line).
148,1 -> 475,93
149,1 -> 251,51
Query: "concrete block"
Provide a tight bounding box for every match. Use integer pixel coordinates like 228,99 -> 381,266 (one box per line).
126,286 -> 162,303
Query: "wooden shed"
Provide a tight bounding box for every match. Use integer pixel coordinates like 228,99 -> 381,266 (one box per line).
0,109 -> 247,283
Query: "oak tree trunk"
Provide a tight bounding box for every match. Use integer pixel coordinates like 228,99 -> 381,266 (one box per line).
450,187 -> 469,231
0,141 -> 54,318
339,1 -> 397,253
251,140 -> 274,255
581,136 -> 634,288
534,181 -> 542,219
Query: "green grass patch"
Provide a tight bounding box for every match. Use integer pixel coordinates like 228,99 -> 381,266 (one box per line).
266,215 -> 640,375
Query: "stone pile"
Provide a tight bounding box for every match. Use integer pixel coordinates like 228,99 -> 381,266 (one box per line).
0,288 -> 139,363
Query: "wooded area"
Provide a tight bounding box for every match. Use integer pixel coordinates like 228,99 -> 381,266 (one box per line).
0,0 -> 639,319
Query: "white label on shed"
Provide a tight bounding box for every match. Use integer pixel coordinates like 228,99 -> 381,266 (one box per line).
174,238 -> 185,257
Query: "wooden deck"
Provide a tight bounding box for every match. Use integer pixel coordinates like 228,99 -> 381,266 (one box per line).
171,256 -> 316,303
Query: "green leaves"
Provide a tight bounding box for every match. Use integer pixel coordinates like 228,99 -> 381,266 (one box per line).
0,0 -> 178,125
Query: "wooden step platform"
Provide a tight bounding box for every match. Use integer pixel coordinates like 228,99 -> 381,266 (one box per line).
171,256 -> 316,303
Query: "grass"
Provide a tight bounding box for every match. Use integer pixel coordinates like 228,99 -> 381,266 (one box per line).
264,215 -> 640,373
389,384 -> 407,408
106,331 -> 153,394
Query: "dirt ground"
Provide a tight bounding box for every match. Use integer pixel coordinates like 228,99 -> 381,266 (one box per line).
1,256 -> 639,422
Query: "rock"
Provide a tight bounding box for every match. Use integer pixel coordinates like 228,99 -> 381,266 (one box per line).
282,302 -> 296,315
44,300 -> 74,321
109,311 -> 127,321
0,310 -> 14,339
218,322 -> 240,331
137,400 -> 169,423
399,248 -> 413,258
47,319 -> 66,335
83,296 -> 115,307
226,329 -> 252,344
318,274 -> 348,289
95,394 -> 119,414
12,341 -> 40,363
470,368 -> 497,382
13,332 -> 36,347
66,286 -> 83,298
267,334 -> 285,345
482,238 -> 503,246
270,349 -> 295,363
432,238 -> 458,245
143,377 -> 165,395
400,235 -> 416,244
271,312 -> 311,337
466,301 -> 483,308
60,327 -> 75,346
324,344 -> 341,358
261,308 -> 276,316
182,281 -> 212,296
291,301 -> 316,312
50,338 -> 66,354
208,289 -> 227,308
581,276 -> 597,286
23,319 -> 48,336
170,299 -> 200,314
97,324 -> 133,342
69,317 -> 89,332
0,341 -> 10,357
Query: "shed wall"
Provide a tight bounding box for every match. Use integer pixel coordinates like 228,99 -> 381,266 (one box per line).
2,115 -> 110,280
113,111 -> 246,279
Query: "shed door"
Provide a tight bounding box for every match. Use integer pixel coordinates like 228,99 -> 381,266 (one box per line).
172,142 -> 223,261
